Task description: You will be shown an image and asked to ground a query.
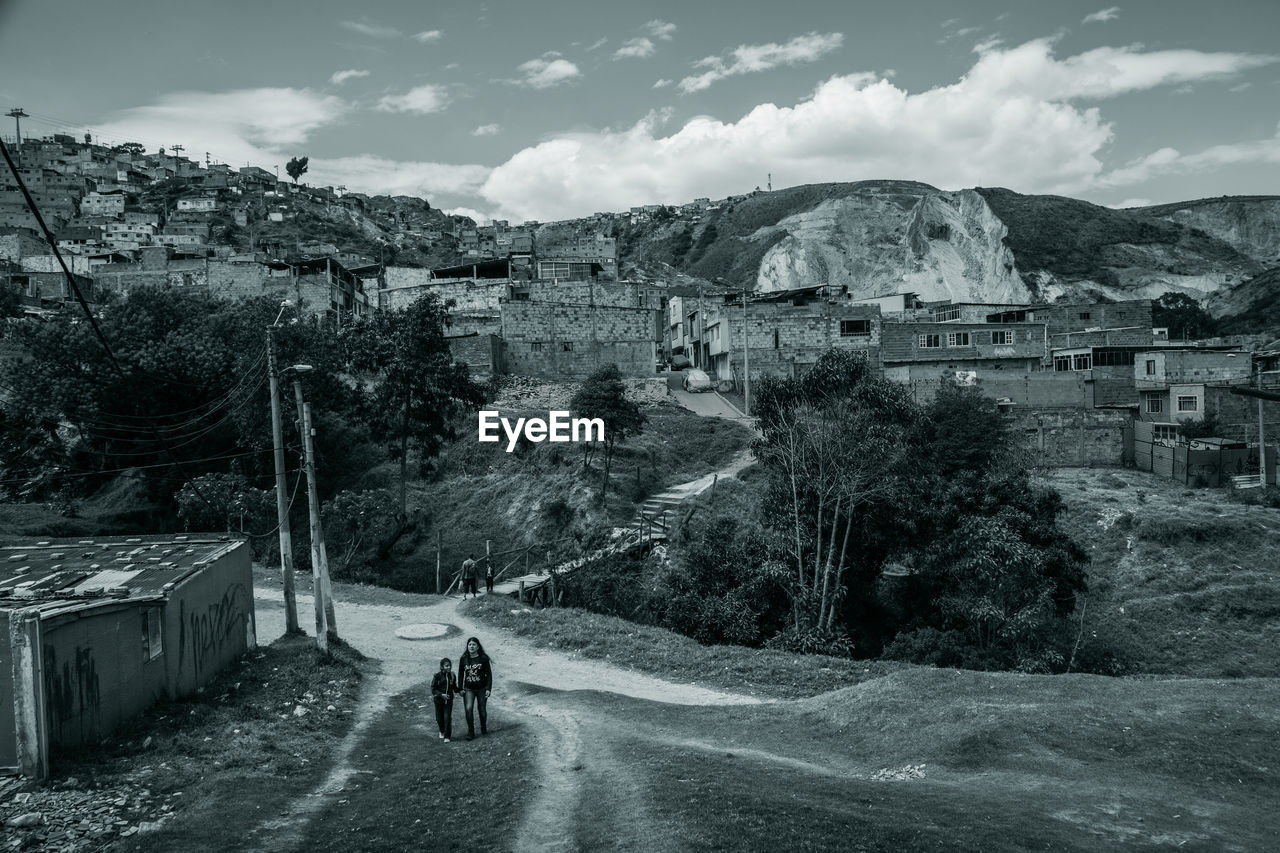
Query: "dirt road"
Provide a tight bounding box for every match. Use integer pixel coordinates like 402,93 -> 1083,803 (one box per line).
249,587 -> 766,851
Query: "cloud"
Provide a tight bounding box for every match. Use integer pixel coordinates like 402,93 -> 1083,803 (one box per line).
93,88 -> 349,166
375,84 -> 450,114
653,79 -> 672,89
340,20 -> 402,38
413,30 -> 443,43
1082,7 -> 1121,24
513,57 -> 581,88
586,37 -> 608,52
472,123 -> 502,137
330,69 -> 370,85
615,38 -> 655,60
646,20 -> 676,40
1110,198 -> 1154,208
473,40 -> 1277,222
308,155 -> 491,199
678,32 -> 844,93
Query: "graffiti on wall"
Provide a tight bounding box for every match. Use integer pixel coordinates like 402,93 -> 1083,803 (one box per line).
179,583 -> 251,679
42,644 -> 101,741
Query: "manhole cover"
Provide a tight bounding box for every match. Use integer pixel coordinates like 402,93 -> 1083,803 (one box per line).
394,623 -> 450,640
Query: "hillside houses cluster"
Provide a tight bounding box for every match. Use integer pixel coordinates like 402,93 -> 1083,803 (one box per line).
3,133 -> 1278,478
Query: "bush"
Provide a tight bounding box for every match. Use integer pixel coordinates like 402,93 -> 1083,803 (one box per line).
764,625 -> 856,658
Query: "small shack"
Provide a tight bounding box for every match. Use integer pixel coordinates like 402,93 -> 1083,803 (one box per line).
0,536 -> 255,778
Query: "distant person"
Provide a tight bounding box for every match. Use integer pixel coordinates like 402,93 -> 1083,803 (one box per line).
458,636 -> 493,740
430,657 -> 458,742
484,556 -> 495,594
460,553 -> 479,599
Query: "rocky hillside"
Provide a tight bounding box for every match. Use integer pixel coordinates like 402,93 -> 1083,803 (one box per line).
617,183 -> 1280,320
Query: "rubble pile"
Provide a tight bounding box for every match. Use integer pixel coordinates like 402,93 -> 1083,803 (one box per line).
1,776 -> 175,851
872,763 -> 927,782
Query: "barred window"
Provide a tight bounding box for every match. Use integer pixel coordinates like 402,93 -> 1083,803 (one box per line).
946,332 -> 970,347
919,334 -> 940,348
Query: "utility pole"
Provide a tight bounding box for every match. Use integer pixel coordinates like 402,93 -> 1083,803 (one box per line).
293,377 -> 337,647
266,325 -> 300,634
741,289 -> 751,416
1260,396 -> 1269,489
6,109 -> 28,167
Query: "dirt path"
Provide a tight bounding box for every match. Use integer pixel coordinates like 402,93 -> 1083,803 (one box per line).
248,588 -> 765,851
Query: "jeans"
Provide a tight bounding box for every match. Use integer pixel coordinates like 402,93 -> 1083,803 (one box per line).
462,688 -> 488,735
433,695 -> 452,738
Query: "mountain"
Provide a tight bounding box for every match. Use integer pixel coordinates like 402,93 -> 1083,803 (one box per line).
616,183 -> 1280,320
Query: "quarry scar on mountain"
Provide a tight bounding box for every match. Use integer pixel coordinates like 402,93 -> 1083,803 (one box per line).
477,410 -> 605,452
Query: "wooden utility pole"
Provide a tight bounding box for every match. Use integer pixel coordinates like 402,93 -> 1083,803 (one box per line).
6,109 -> 27,167
436,530 -> 442,594
294,380 -> 337,646
266,332 -> 299,634
1260,396 -> 1269,488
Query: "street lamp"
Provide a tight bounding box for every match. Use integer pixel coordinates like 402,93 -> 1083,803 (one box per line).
267,301 -> 300,634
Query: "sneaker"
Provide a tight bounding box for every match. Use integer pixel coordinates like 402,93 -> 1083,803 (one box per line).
466,733 -> 475,741
438,732 -> 444,739
443,738 -> 450,743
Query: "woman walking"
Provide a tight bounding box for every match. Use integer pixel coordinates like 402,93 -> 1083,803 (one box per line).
430,657 -> 458,742
457,636 -> 493,741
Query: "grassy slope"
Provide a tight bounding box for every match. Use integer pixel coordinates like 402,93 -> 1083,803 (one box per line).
1047,467 -> 1280,677
975,187 -> 1258,288
390,402 -> 755,591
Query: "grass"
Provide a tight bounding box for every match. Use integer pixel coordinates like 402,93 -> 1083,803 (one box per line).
464,594 -> 890,699
298,689 -> 536,852
18,635 -> 365,852
1046,467 -> 1280,677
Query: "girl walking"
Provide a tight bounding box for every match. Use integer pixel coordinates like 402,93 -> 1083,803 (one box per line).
457,637 -> 493,741
430,657 -> 458,742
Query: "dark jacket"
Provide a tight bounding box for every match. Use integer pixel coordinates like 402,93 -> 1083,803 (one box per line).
431,670 -> 458,701
458,653 -> 492,691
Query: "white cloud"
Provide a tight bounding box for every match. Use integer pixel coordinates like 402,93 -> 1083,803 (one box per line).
678,32 -> 844,93
646,20 -> 676,40
309,155 -> 491,199
586,37 -> 608,52
340,20 -> 401,38
1082,7 -> 1121,24
474,40 -> 1277,221
444,206 -> 492,224
615,38 -> 655,60
93,88 -> 348,167
653,79 -> 672,89
330,69 -> 370,86
513,57 -> 581,89
413,30 -> 443,43
375,84 -> 450,114
1110,198 -> 1154,208
472,123 -> 502,137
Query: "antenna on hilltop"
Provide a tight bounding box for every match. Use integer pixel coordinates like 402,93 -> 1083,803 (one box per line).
768,172 -> 772,192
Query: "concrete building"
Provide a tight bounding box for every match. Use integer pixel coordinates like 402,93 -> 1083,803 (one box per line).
0,536 -> 255,778
1135,348 -> 1252,423
79,191 -> 125,217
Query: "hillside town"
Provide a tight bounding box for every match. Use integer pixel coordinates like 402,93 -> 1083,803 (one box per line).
5,132 -> 1277,485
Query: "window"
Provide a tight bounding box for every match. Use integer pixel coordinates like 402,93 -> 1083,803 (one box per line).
840,319 -> 870,337
1145,359 -> 1155,375
142,609 -> 163,661
947,332 -> 970,347
530,342 -> 543,352
932,305 -> 962,322
773,330 -> 780,350
919,334 -> 941,348
1078,312 -> 1091,320
561,342 -> 574,352
990,330 -> 1013,345
1152,425 -> 1179,442
1146,395 -> 1164,414
1073,354 -> 1092,371
1177,395 -> 1198,412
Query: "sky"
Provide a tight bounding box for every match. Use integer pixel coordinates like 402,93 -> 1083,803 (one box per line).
1,0 -> 1278,223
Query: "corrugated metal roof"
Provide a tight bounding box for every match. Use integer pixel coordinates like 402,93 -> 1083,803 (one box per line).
0,535 -> 242,611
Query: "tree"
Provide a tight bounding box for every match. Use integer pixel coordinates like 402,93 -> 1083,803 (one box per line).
1153,292 -> 1216,341
569,364 -> 645,496
286,156 -> 309,185
112,142 -> 145,156
345,292 -> 485,517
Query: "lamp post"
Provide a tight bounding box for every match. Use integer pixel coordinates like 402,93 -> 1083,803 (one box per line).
289,366 -> 338,649
267,301 -> 299,634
